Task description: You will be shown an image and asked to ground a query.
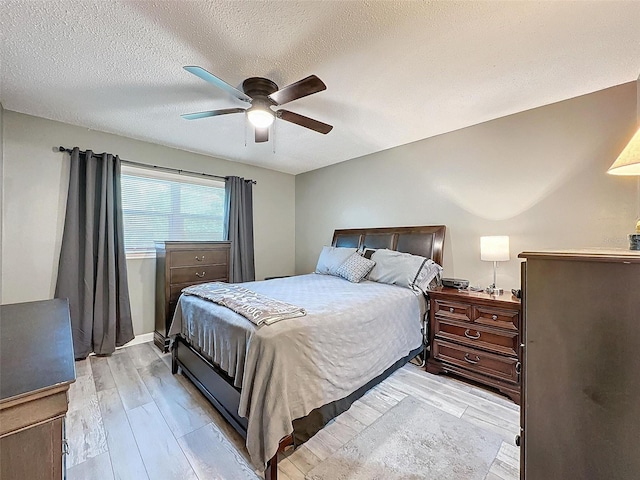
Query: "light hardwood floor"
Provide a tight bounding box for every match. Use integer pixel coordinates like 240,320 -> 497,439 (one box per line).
66,342 -> 520,480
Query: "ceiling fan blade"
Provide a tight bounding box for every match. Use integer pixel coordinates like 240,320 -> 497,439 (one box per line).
255,127 -> 269,143
277,109 -> 333,134
183,66 -> 252,103
268,75 -> 326,105
181,108 -> 245,120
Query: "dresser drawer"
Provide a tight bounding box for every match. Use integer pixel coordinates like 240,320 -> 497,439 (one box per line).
434,318 -> 518,356
433,299 -> 472,321
432,339 -> 519,383
170,249 -> 228,267
473,305 -> 519,331
170,265 -> 228,285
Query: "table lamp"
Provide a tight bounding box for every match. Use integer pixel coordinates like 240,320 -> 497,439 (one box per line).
481,236 -> 510,295
607,126 -> 640,250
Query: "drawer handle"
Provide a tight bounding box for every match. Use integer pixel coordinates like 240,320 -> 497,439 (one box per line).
491,314 -> 498,320
62,439 -> 69,456
464,329 -> 481,340
449,307 -> 455,313
464,353 -> 480,364
195,271 -> 206,278
195,255 -> 205,262
515,361 -> 522,375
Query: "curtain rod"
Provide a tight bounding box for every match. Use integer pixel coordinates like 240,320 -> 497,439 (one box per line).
57,146 -> 256,184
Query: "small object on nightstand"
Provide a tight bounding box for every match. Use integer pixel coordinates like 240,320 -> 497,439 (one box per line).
442,277 -> 469,289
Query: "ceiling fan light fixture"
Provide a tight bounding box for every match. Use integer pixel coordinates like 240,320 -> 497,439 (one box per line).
247,105 -> 275,128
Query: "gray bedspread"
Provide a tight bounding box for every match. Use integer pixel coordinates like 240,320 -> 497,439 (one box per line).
168,273 -> 424,469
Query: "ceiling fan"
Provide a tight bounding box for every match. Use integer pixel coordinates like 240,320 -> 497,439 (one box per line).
181,66 -> 333,143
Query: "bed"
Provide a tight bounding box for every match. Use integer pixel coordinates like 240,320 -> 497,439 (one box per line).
169,225 -> 446,479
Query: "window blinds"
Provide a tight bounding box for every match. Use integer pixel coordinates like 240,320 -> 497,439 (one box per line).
120,166 -> 225,254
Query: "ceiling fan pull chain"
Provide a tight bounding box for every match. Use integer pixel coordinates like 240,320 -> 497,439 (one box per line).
244,118 -> 248,147
272,122 -> 276,154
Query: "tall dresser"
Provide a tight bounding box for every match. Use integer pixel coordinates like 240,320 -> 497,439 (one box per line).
519,250 -> 640,480
0,299 -> 76,480
155,241 -> 231,352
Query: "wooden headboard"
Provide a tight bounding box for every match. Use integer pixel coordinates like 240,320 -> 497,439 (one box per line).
331,225 -> 446,267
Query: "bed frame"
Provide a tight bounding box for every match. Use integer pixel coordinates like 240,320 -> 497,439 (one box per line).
171,225 -> 446,480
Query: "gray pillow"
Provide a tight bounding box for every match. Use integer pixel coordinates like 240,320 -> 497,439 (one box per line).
368,249 -> 443,292
335,252 -> 376,283
315,246 -> 358,275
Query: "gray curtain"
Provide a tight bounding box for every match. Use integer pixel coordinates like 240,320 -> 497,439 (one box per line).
224,176 -> 255,282
56,147 -> 134,359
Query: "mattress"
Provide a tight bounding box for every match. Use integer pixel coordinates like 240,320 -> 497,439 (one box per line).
168,273 -> 425,468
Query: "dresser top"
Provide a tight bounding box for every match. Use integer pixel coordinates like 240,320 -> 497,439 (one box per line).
519,249 -> 640,263
0,299 -> 76,402
428,286 -> 521,307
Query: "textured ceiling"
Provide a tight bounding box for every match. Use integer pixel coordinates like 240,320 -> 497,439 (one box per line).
1,1 -> 639,175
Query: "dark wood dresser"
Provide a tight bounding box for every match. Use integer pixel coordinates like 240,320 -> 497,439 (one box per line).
155,240 -> 231,352
426,287 -> 522,404
519,250 -> 640,480
0,299 -> 76,480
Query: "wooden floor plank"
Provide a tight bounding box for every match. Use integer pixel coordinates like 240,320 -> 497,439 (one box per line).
138,358 -> 213,438
97,388 -> 149,480
303,428 -> 344,461
74,358 -> 92,378
68,373 -> 98,413
177,423 -> 258,479
67,451 -> 114,480
107,350 -> 153,411
322,418 -> 359,445
461,406 -> 520,444
91,355 -> 117,392
277,458 -> 306,480
126,402 -> 199,480
286,445 -> 322,475
396,368 -> 520,424
344,400 -> 383,426
127,343 -> 164,370
65,396 -> 108,468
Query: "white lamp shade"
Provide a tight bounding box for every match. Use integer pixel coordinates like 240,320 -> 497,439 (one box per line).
481,236 -> 510,262
607,127 -> 640,176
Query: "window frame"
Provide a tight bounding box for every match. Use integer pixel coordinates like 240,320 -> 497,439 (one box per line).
120,165 -> 226,259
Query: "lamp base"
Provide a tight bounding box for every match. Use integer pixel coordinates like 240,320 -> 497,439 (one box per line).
630,234 -> 640,251
485,286 -> 504,295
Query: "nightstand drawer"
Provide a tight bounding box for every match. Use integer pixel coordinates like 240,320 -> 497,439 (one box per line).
170,249 -> 227,267
473,305 -> 519,331
433,339 -> 519,383
170,265 -> 228,285
434,318 -> 518,357
433,300 -> 472,321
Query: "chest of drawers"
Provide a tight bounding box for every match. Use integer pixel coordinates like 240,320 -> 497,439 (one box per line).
0,299 -> 75,480
155,241 -> 231,352
426,287 -> 522,404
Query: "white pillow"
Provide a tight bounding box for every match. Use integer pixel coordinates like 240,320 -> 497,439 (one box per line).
335,252 -> 376,283
368,249 -> 443,292
315,246 -> 358,275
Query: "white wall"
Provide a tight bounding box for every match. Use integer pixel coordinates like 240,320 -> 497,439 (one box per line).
295,82 -> 639,291
1,111 -> 296,334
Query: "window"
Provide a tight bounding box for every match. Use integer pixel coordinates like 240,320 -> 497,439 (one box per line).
120,166 -> 225,256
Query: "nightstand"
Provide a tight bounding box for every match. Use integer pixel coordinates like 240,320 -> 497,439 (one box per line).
426,287 -> 522,404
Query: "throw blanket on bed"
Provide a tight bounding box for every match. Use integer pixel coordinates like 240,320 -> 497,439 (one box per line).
182,282 -> 306,325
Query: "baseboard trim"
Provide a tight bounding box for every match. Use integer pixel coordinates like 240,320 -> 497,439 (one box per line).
119,332 -> 154,348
